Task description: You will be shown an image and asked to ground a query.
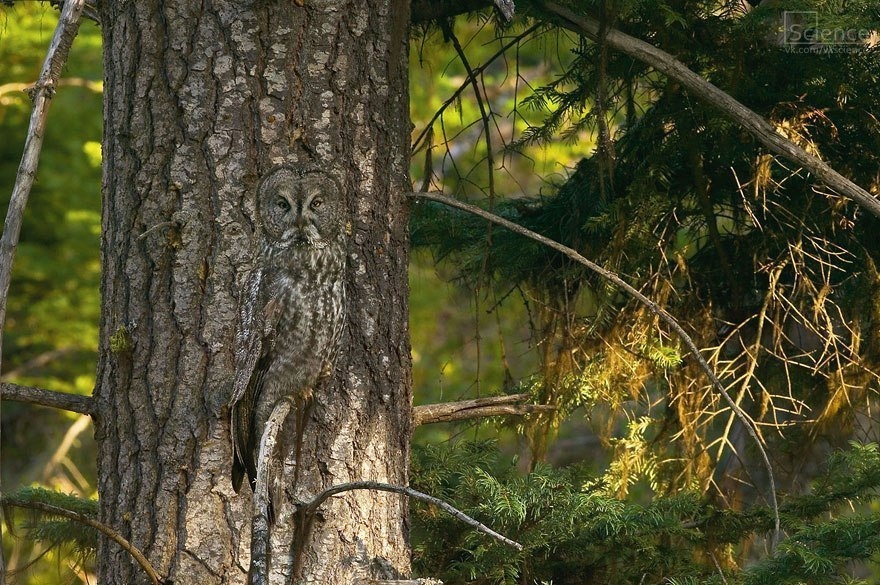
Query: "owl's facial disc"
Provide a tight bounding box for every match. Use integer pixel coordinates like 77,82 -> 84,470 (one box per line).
258,168 -> 340,250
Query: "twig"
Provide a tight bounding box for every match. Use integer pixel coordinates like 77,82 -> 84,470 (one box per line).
0,0 -> 86,374
299,481 -> 523,551
710,551 -> 730,585
412,23 -> 543,154
1,497 -> 162,585
441,21 -> 497,206
41,414 -> 92,482
538,0 -> 880,221
408,190 -> 782,544
413,393 -> 554,426
0,382 -> 94,416
440,20 -> 499,341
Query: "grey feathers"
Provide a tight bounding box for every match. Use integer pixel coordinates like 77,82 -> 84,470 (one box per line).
229,165 -> 346,495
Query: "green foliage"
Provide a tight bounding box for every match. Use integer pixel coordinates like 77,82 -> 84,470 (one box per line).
1,4 -> 102,583
0,3 -> 102,488
412,441 -> 880,584
411,4 -> 880,583
2,487 -> 98,550
1,487 -> 98,581
413,0 -> 880,500
0,4 -> 103,381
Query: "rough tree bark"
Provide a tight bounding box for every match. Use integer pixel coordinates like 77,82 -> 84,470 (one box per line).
95,1 -> 411,583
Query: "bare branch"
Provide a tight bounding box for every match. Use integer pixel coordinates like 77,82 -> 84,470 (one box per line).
441,20 -> 498,205
0,382 -> 94,416
0,78 -> 102,100
413,393 -> 554,426
1,497 -> 162,585
538,0 -> 880,220
300,481 -> 523,551
249,397 -> 293,585
0,0 -> 86,374
408,190 -> 781,543
412,23 -> 543,154
0,15 -> 94,578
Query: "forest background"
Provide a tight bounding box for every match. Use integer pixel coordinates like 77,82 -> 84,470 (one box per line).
2,1 -> 880,583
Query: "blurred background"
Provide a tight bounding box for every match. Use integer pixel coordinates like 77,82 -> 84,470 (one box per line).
4,2 -> 880,583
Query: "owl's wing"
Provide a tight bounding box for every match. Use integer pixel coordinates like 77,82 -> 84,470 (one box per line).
230,268 -> 265,407
229,269 -> 285,492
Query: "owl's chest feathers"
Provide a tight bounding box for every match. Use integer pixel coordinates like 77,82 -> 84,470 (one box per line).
261,244 -> 345,302
257,244 -> 345,386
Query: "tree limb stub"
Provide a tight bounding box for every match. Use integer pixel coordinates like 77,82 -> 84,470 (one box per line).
539,0 -> 880,220
413,393 -> 554,426
408,190 -> 782,544
0,382 -> 95,416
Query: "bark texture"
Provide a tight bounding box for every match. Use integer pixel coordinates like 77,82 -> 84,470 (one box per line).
95,1 -> 411,583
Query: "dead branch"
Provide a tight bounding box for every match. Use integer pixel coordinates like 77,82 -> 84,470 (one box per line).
539,0 -> 880,220
0,382 -> 94,416
0,0 -> 87,375
300,480 -> 523,551
26,0 -> 101,25
249,397 -> 293,585
413,393 -> 554,426
408,190 -> 782,544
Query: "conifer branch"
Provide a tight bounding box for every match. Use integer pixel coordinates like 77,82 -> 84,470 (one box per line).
413,393 -> 554,426
300,481 -> 523,551
538,0 -> 880,220
1,495 -> 162,585
0,382 -> 94,416
408,190 -> 782,543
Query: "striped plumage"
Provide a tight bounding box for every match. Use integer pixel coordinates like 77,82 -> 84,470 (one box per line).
229,166 -> 346,498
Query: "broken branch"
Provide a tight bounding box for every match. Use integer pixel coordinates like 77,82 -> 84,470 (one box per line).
0,382 -> 94,416
413,393 -> 554,426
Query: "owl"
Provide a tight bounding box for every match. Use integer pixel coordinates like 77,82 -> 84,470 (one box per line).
229,165 -> 346,500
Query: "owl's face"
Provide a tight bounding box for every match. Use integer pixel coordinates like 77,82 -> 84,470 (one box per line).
257,166 -> 343,249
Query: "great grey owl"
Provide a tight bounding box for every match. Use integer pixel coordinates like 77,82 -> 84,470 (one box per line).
229,165 -> 346,497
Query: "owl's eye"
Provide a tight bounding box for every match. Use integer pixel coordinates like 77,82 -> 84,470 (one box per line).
275,198 -> 291,212
310,197 -> 324,210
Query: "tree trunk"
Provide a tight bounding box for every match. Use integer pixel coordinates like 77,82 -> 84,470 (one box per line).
94,1 -> 412,583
